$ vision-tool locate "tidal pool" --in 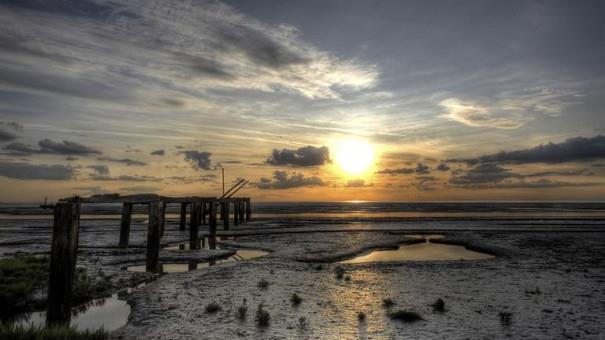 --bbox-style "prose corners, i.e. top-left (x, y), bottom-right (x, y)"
top-left (340, 237), bottom-right (494, 263)
top-left (16, 292), bottom-right (130, 331)
top-left (126, 248), bottom-right (269, 273)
